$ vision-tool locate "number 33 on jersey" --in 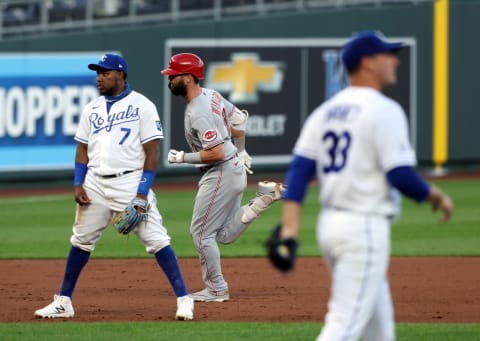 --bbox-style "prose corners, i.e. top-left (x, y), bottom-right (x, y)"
top-left (293, 87), bottom-right (415, 216)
